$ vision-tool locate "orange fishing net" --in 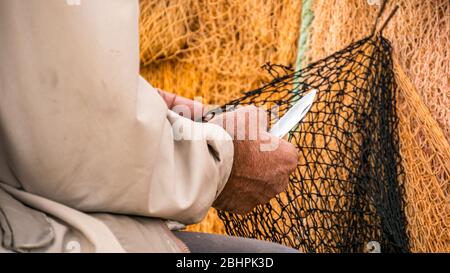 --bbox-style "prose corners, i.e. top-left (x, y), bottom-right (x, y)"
top-left (305, 0), bottom-right (449, 140)
top-left (395, 61), bottom-right (449, 252)
top-left (139, 0), bottom-right (302, 105)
